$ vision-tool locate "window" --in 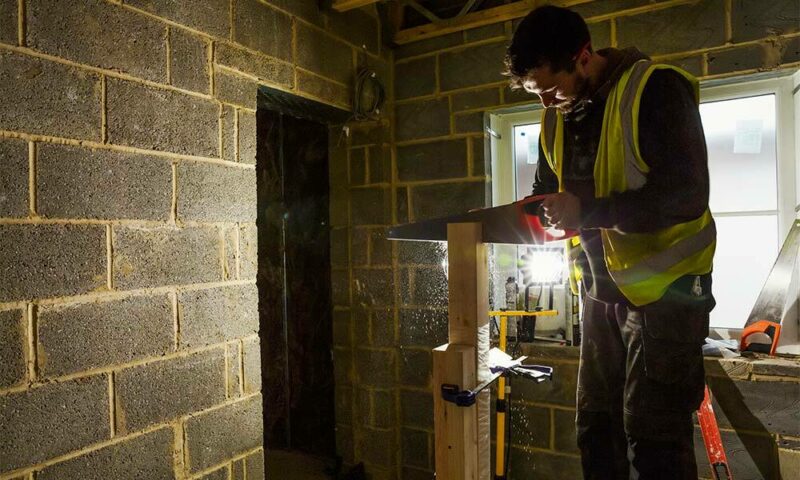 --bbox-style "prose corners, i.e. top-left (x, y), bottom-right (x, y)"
top-left (490, 109), bottom-right (543, 206)
top-left (700, 75), bottom-right (797, 330)
top-left (513, 123), bottom-right (541, 200)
